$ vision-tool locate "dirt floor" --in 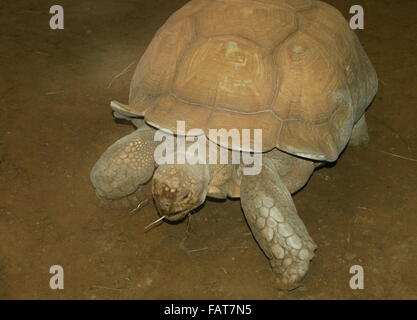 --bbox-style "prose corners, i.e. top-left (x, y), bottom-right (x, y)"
top-left (0, 0), bottom-right (416, 299)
